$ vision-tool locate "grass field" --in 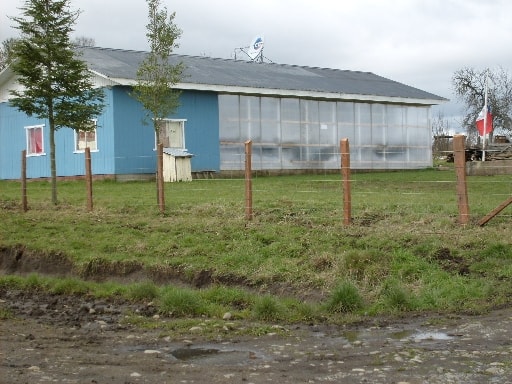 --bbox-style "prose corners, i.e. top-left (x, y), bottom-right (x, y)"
top-left (1, 168), bottom-right (511, 324)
